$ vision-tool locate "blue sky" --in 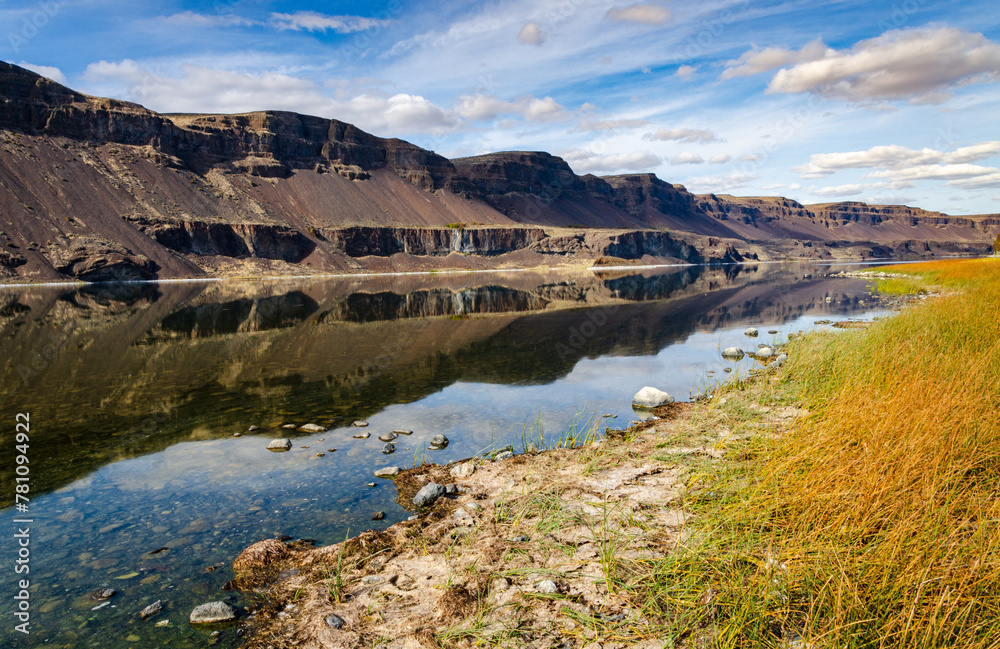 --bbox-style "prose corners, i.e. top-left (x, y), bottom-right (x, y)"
top-left (3, 0), bottom-right (1000, 214)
